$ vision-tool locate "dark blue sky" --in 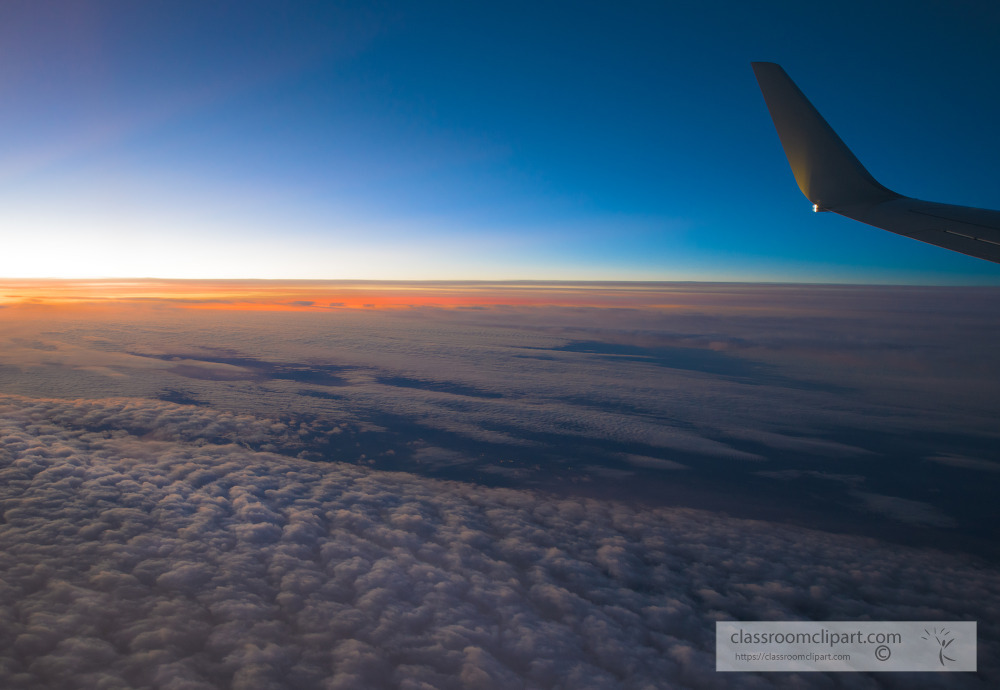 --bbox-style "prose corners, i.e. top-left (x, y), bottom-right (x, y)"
top-left (2, 0), bottom-right (999, 282)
